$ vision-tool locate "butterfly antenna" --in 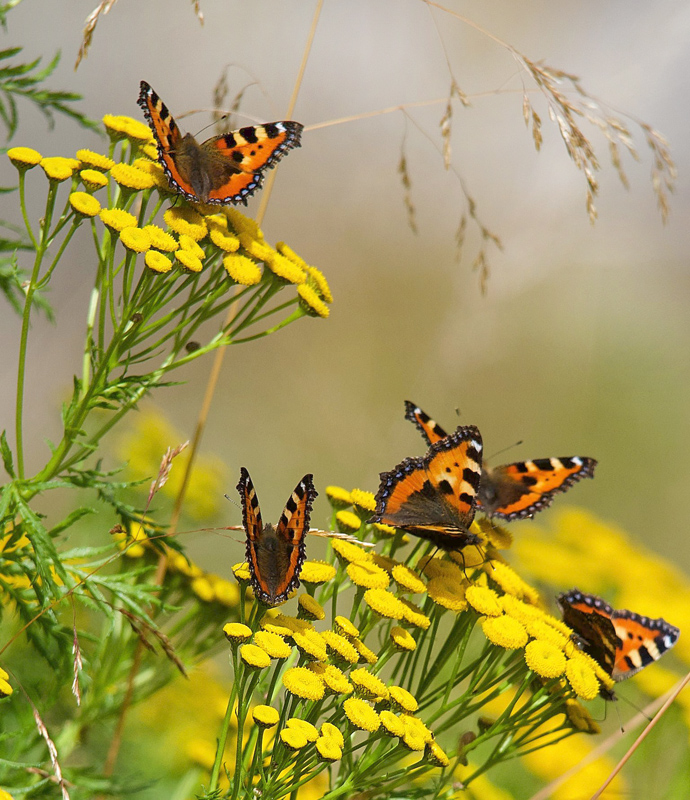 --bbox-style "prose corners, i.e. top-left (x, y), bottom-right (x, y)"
top-left (487, 440), bottom-right (524, 461)
top-left (616, 693), bottom-right (653, 726)
top-left (224, 493), bottom-right (242, 511)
